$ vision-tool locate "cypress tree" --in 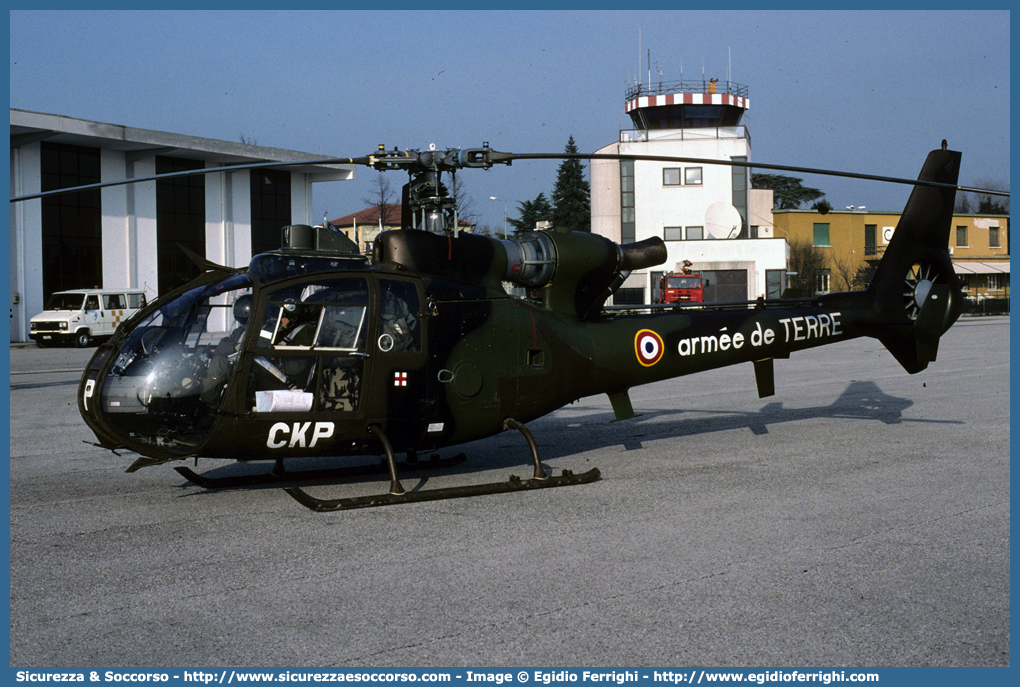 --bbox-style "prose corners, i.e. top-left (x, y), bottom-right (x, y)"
top-left (551, 136), bottom-right (591, 232)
